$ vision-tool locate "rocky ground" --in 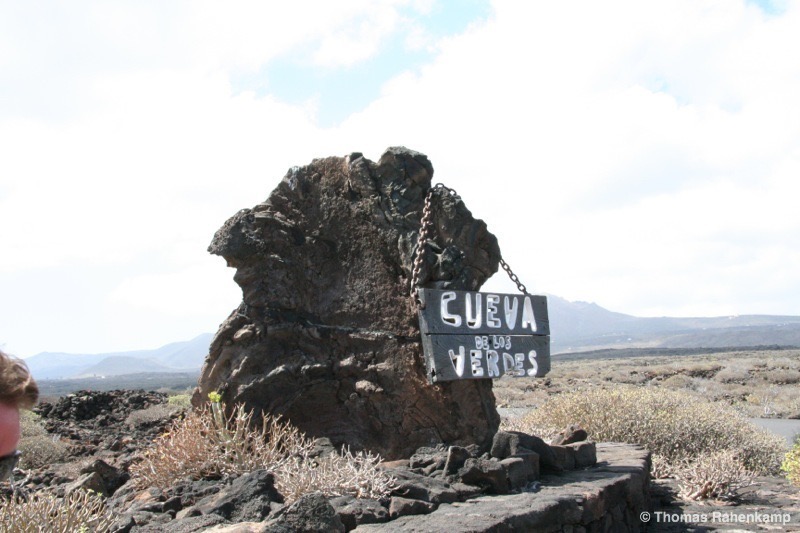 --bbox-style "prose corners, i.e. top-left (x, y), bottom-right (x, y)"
top-left (1, 388), bottom-right (798, 531)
